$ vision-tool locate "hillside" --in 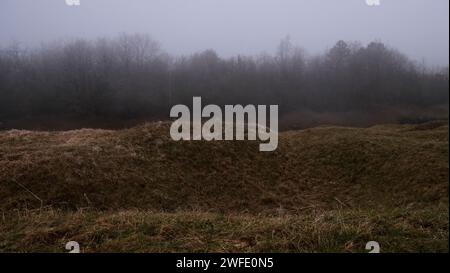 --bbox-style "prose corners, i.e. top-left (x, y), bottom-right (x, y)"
top-left (0, 121), bottom-right (448, 252)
